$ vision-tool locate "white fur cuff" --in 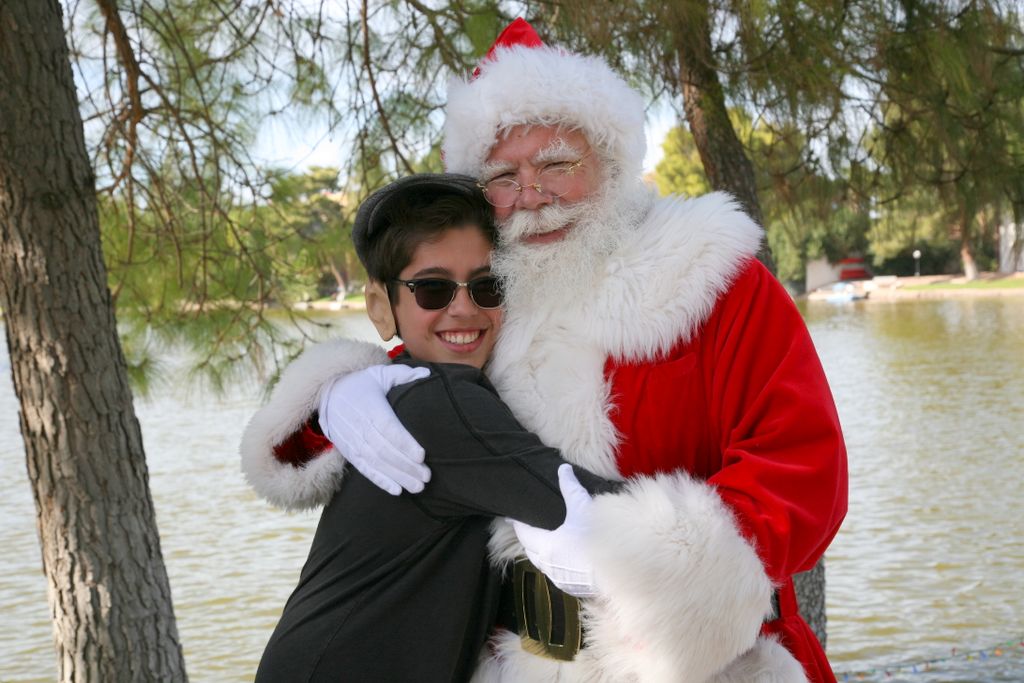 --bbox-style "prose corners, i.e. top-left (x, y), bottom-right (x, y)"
top-left (712, 636), bottom-right (809, 683)
top-left (239, 339), bottom-right (389, 510)
top-left (583, 472), bottom-right (776, 682)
